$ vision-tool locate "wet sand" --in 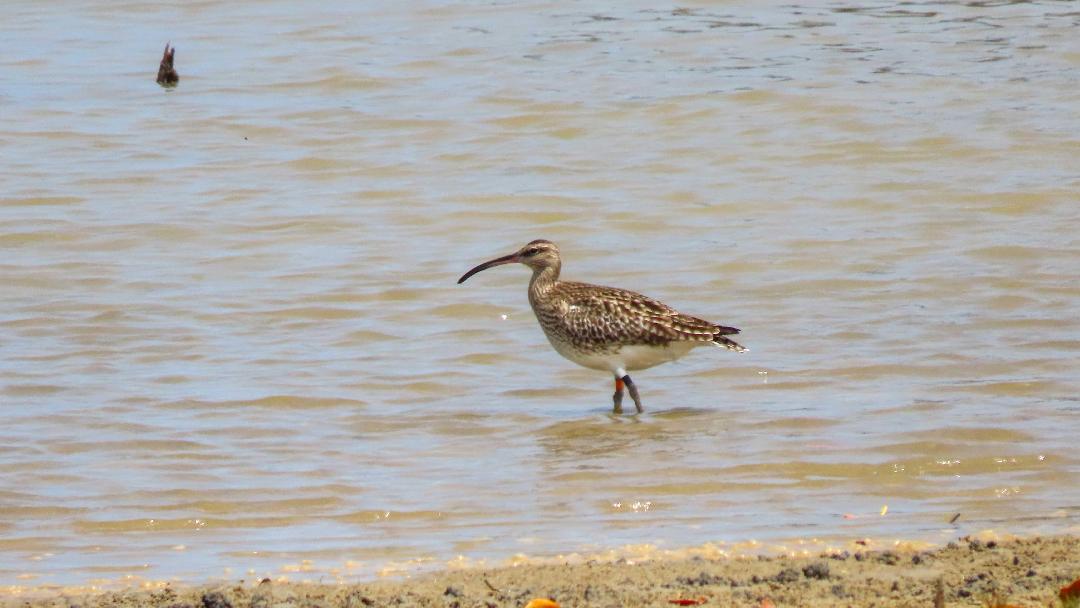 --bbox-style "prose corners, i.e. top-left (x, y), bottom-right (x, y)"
top-left (12, 534), bottom-right (1078, 607)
